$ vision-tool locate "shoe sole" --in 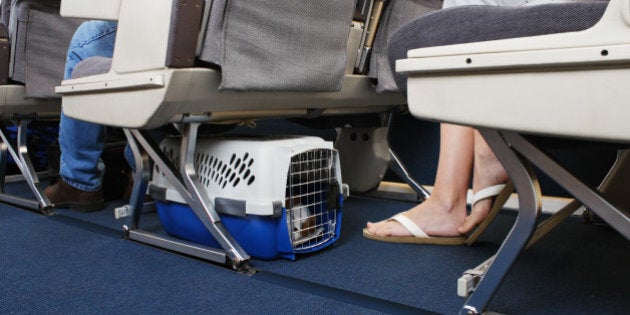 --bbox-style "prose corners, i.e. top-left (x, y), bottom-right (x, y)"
top-left (362, 228), bottom-right (466, 245)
